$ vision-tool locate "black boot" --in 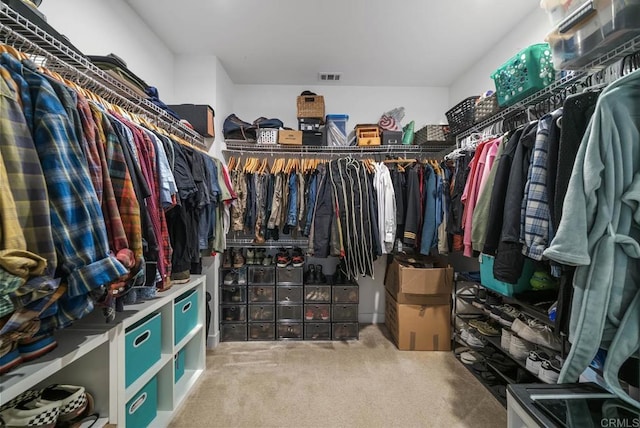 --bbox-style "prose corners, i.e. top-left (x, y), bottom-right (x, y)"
top-left (305, 264), bottom-right (317, 284)
top-left (316, 264), bottom-right (326, 284)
